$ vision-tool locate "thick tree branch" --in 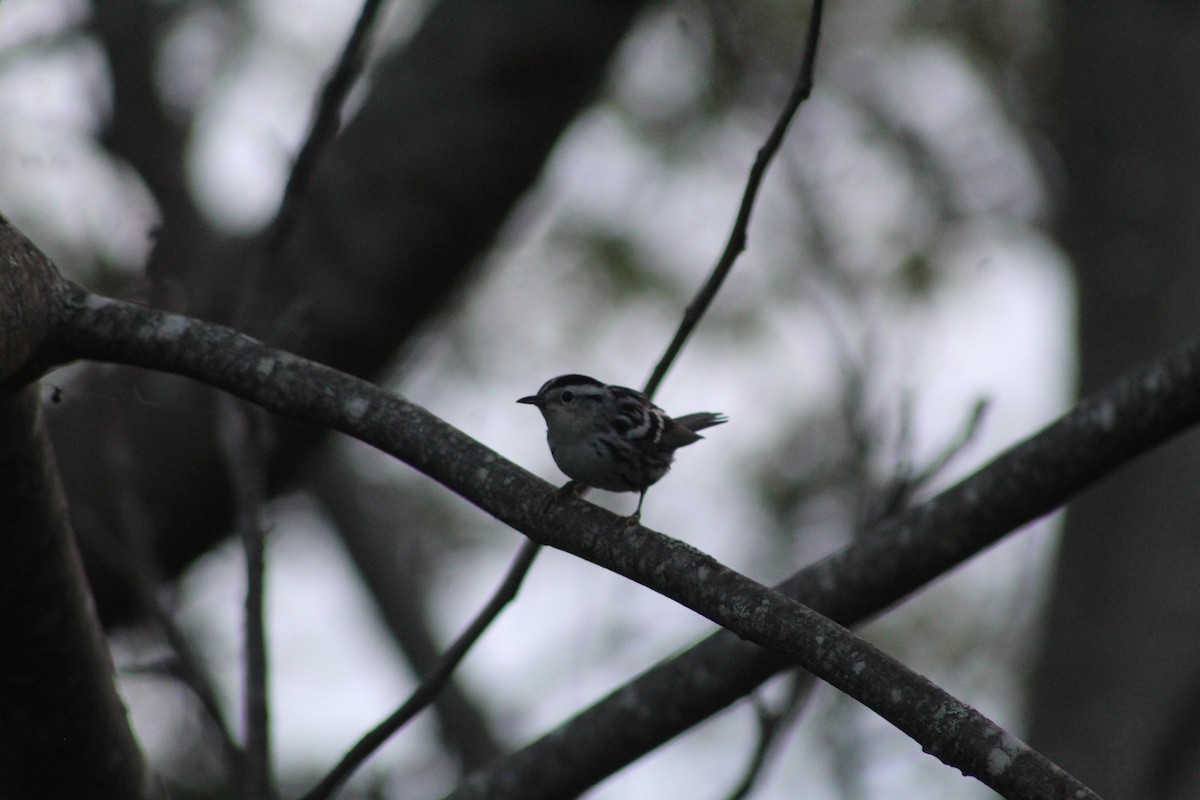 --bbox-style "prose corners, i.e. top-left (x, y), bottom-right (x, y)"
top-left (0, 219), bottom-right (65, 386)
top-left (45, 285), bottom-right (1098, 799)
top-left (0, 216), bottom-right (157, 798)
top-left (64, 0), bottom-right (649, 624)
top-left (0, 387), bottom-right (160, 800)
top-left (446, 346), bottom-right (1200, 799)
